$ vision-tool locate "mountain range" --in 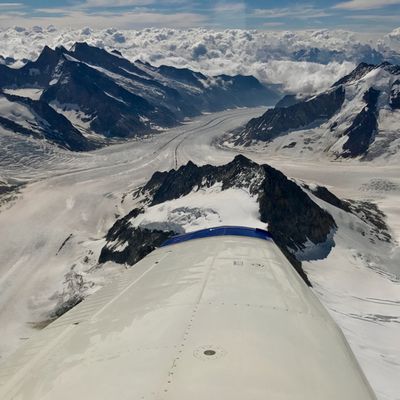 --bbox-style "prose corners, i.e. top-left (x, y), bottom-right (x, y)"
top-left (0, 42), bottom-right (277, 151)
top-left (2, 26), bottom-right (400, 96)
top-left (229, 62), bottom-right (400, 160)
top-left (1, 41), bottom-right (399, 161)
